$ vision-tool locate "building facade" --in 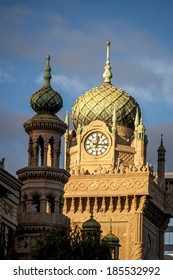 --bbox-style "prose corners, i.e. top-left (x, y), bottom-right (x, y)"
top-left (164, 172), bottom-right (173, 259)
top-left (0, 159), bottom-right (22, 258)
top-left (1, 42), bottom-right (172, 260)
top-left (63, 42), bottom-right (173, 260)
